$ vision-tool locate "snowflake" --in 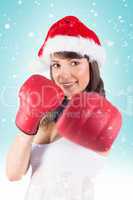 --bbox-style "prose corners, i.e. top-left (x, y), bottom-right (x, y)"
top-left (116, 29), bottom-right (120, 32)
top-left (4, 23), bottom-right (10, 29)
top-left (34, 0), bottom-right (40, 6)
top-left (128, 32), bottom-right (133, 40)
top-left (106, 40), bottom-right (114, 47)
top-left (18, 0), bottom-right (22, 5)
top-left (90, 9), bottom-right (94, 13)
top-left (94, 12), bottom-right (98, 17)
top-left (49, 13), bottom-right (54, 18)
top-left (118, 16), bottom-right (122, 20)
top-left (124, 3), bottom-right (128, 7)
top-left (92, 2), bottom-right (96, 6)
top-left (28, 32), bottom-right (34, 37)
top-left (129, 23), bottom-right (133, 27)
top-left (119, 19), bottom-right (125, 23)
top-left (1, 118), bottom-right (6, 123)
top-left (50, 3), bottom-right (54, 7)
top-left (107, 19), bottom-right (112, 24)
top-left (3, 13), bottom-right (7, 17)
top-left (11, 56), bottom-right (16, 61)
top-left (121, 136), bottom-right (126, 143)
top-left (12, 74), bottom-right (18, 78)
